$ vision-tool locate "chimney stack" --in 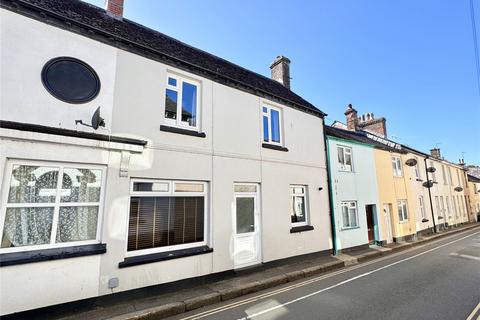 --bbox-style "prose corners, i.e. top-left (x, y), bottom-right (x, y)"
top-left (270, 56), bottom-right (291, 89)
top-left (105, 0), bottom-right (124, 19)
top-left (358, 112), bottom-right (387, 138)
top-left (430, 148), bottom-right (441, 159)
top-left (344, 104), bottom-right (358, 131)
